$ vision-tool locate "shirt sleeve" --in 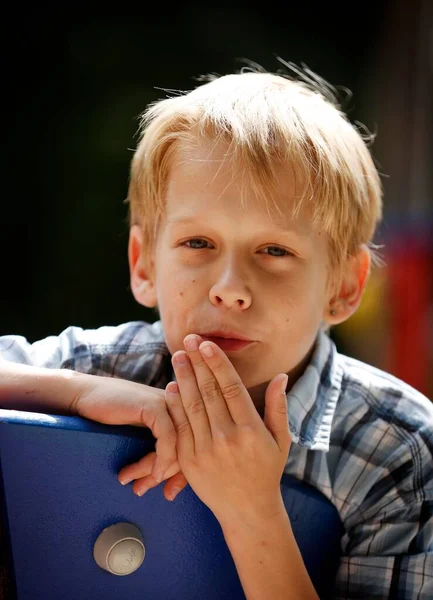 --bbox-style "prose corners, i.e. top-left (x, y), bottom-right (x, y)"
top-left (0, 327), bottom-right (84, 369)
top-left (333, 506), bottom-right (433, 598)
top-left (0, 321), bottom-right (169, 385)
top-left (332, 423), bottom-right (433, 599)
